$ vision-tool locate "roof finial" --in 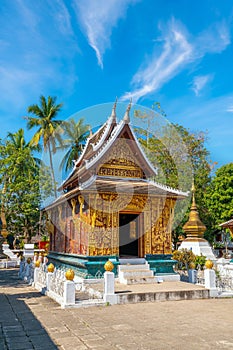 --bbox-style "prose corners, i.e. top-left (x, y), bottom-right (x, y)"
top-left (89, 126), bottom-right (93, 137)
top-left (110, 97), bottom-right (117, 121)
top-left (191, 178), bottom-right (197, 209)
top-left (123, 98), bottom-right (132, 124)
top-left (191, 178), bottom-right (195, 193)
